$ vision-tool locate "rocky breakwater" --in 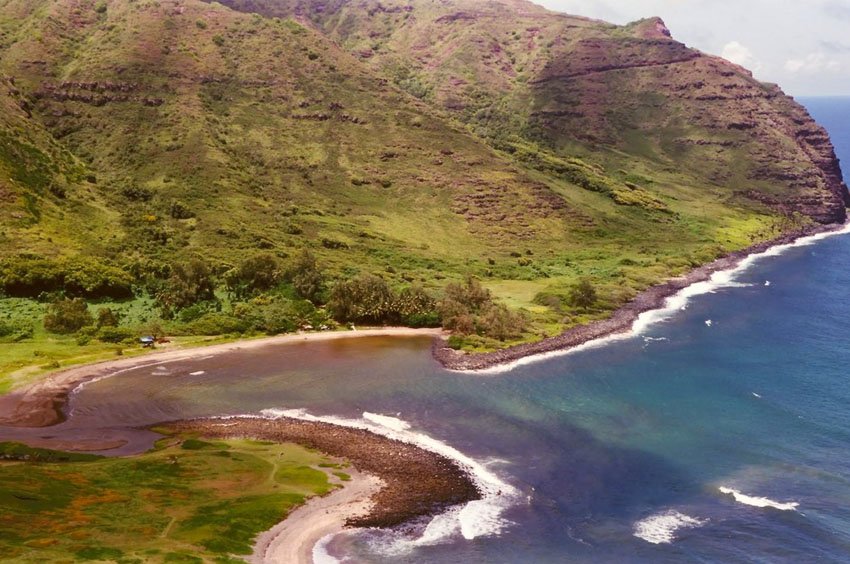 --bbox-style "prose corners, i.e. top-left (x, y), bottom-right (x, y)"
top-left (166, 417), bottom-right (481, 528)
